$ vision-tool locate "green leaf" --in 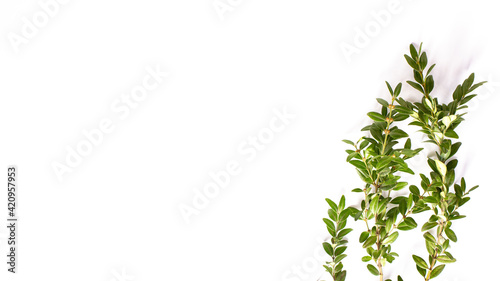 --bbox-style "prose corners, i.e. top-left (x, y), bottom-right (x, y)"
top-left (423, 232), bottom-right (436, 244)
top-left (376, 156), bottom-right (393, 170)
top-left (427, 64), bottom-right (436, 76)
top-left (359, 231), bottom-right (370, 243)
top-left (335, 246), bottom-right (347, 256)
top-left (352, 188), bottom-right (363, 192)
top-left (371, 126), bottom-right (384, 142)
top-left (422, 221), bottom-right (438, 231)
top-left (323, 242), bottom-right (333, 256)
top-left (382, 232), bottom-right (399, 244)
top-left (377, 98), bottom-right (389, 108)
top-left (336, 270), bottom-right (347, 281)
top-left (407, 81), bottom-right (425, 93)
top-left (337, 228), bottom-right (353, 238)
top-left (469, 81), bottom-right (487, 93)
top-left (394, 83), bottom-right (402, 97)
top-left (342, 139), bottom-right (355, 146)
top-left (323, 218), bottom-right (335, 231)
top-left (445, 227), bottom-right (457, 242)
top-left (349, 160), bottom-right (367, 170)
top-left (430, 264), bottom-right (445, 279)
top-left (423, 196), bottom-right (439, 204)
top-left (334, 262), bottom-right (343, 273)
top-left (361, 255), bottom-right (372, 262)
top-left (397, 276), bottom-right (404, 281)
top-left (394, 105), bottom-right (414, 115)
top-left (326, 198), bottom-right (338, 211)
top-left (334, 254), bottom-right (347, 263)
top-left (425, 75), bottom-right (434, 93)
top-left (409, 44), bottom-right (418, 60)
top-left (420, 52), bottom-right (428, 69)
top-left (437, 255), bottom-right (456, 263)
top-left (398, 199), bottom-right (407, 216)
top-left (363, 236), bottom-right (377, 248)
top-left (416, 265), bottom-right (427, 278)
top-left (404, 55), bottom-right (419, 70)
top-left (339, 195), bottom-right (346, 210)
top-left (412, 255), bottom-right (429, 269)
top-left (409, 185), bottom-right (420, 196)
top-left (403, 217), bottom-right (417, 229)
top-left (386, 81), bottom-right (394, 95)
top-left (368, 112), bottom-right (386, 122)
top-left (389, 128), bottom-right (409, 139)
top-left (367, 264), bottom-right (379, 276)
top-left (328, 210), bottom-right (338, 223)
top-left (425, 239), bottom-right (435, 256)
